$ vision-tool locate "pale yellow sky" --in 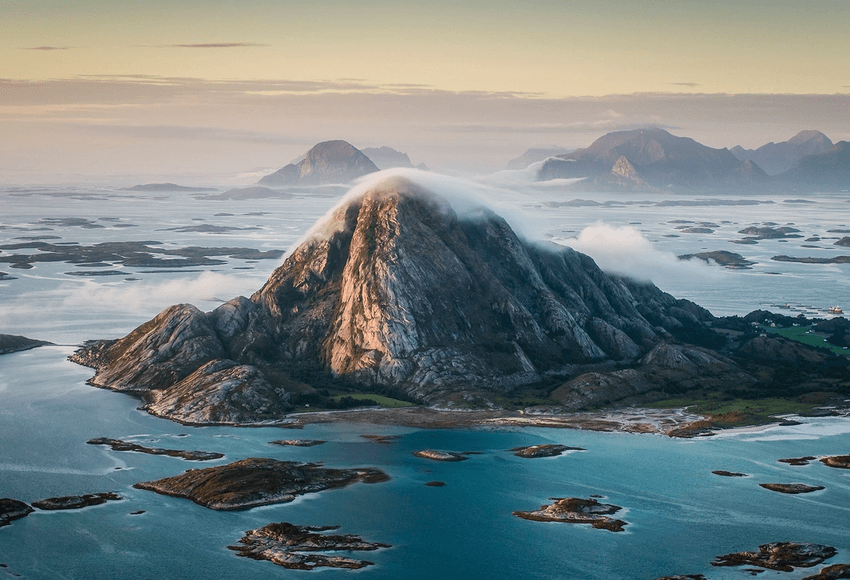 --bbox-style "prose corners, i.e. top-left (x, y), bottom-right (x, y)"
top-left (2, 1), bottom-right (849, 181)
